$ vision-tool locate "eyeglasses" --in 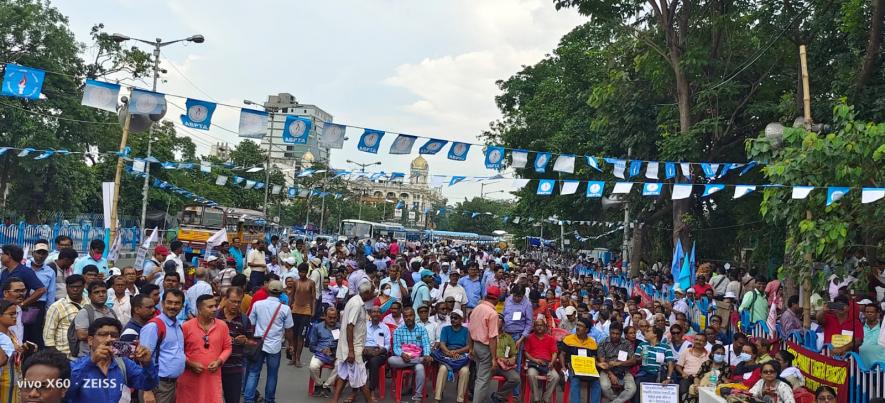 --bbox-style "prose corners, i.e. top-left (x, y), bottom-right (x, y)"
top-left (202, 334), bottom-right (210, 349)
